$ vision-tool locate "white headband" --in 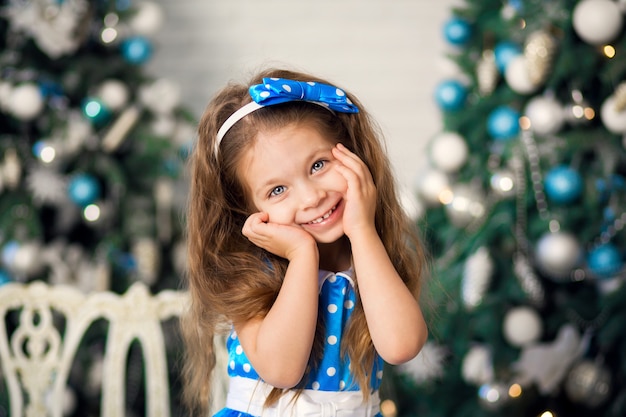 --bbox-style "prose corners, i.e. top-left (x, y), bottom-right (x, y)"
top-left (214, 101), bottom-right (262, 156)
